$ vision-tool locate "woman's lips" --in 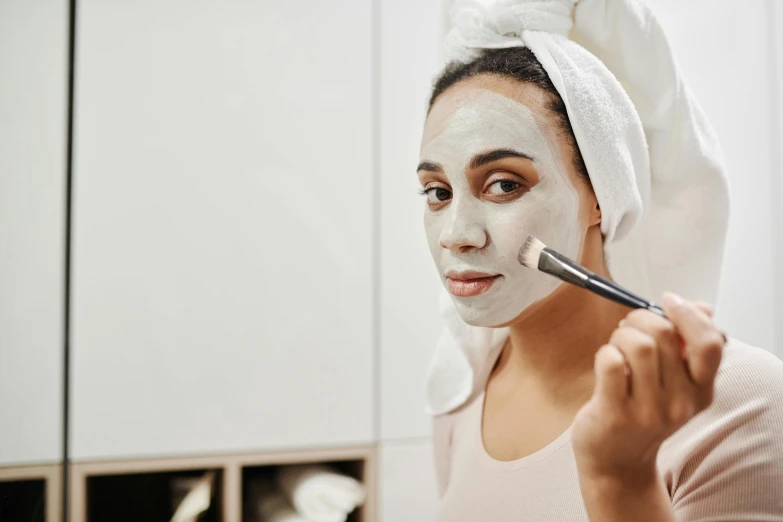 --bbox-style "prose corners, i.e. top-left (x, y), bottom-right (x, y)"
top-left (446, 272), bottom-right (502, 297)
